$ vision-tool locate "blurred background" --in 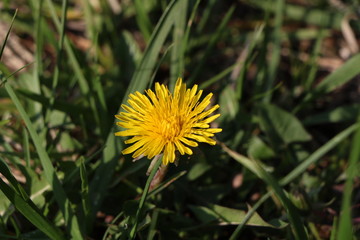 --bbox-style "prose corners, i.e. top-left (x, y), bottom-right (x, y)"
top-left (0, 0), bottom-right (359, 239)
